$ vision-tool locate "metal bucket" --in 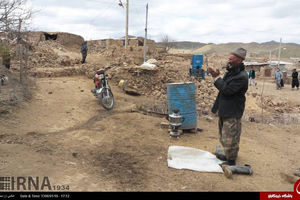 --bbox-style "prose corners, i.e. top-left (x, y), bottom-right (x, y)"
top-left (167, 82), bottom-right (197, 130)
